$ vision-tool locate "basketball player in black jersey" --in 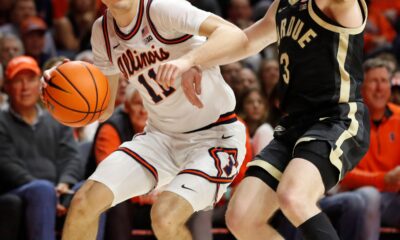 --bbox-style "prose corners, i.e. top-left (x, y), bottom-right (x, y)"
top-left (157, 0), bottom-right (369, 239)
